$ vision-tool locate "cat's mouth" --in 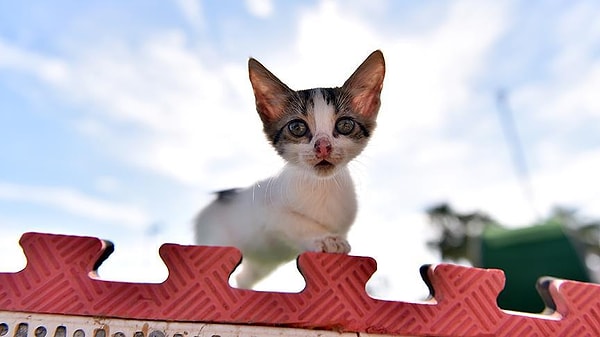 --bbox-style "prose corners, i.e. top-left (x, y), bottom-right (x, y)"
top-left (315, 160), bottom-right (334, 167)
top-left (314, 160), bottom-right (336, 174)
